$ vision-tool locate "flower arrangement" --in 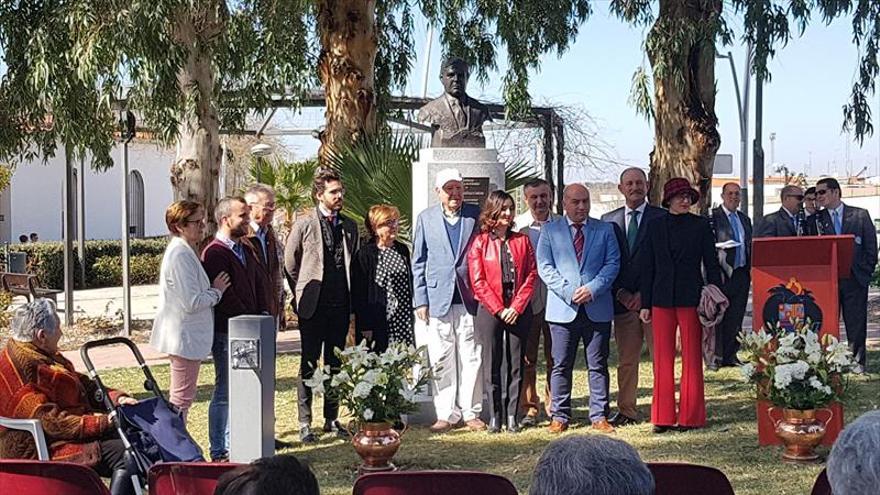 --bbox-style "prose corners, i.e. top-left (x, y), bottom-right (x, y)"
top-left (303, 342), bottom-right (432, 424)
top-left (738, 320), bottom-right (856, 410)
